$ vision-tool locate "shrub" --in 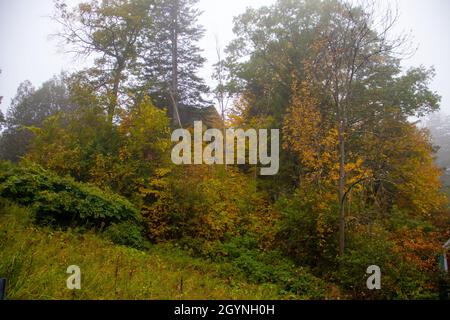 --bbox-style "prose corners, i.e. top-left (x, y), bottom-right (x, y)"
top-left (144, 165), bottom-right (275, 243)
top-left (26, 99), bottom-right (173, 203)
top-left (104, 222), bottom-right (148, 250)
top-left (0, 161), bottom-right (140, 228)
top-left (275, 192), bottom-right (339, 270)
top-left (185, 235), bottom-right (328, 299)
top-left (336, 224), bottom-right (441, 300)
